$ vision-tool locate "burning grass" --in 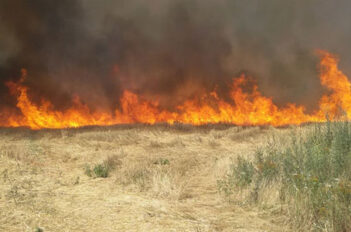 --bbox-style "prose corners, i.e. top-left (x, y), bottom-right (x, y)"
top-left (2, 51), bottom-right (351, 130)
top-left (219, 121), bottom-right (351, 231)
